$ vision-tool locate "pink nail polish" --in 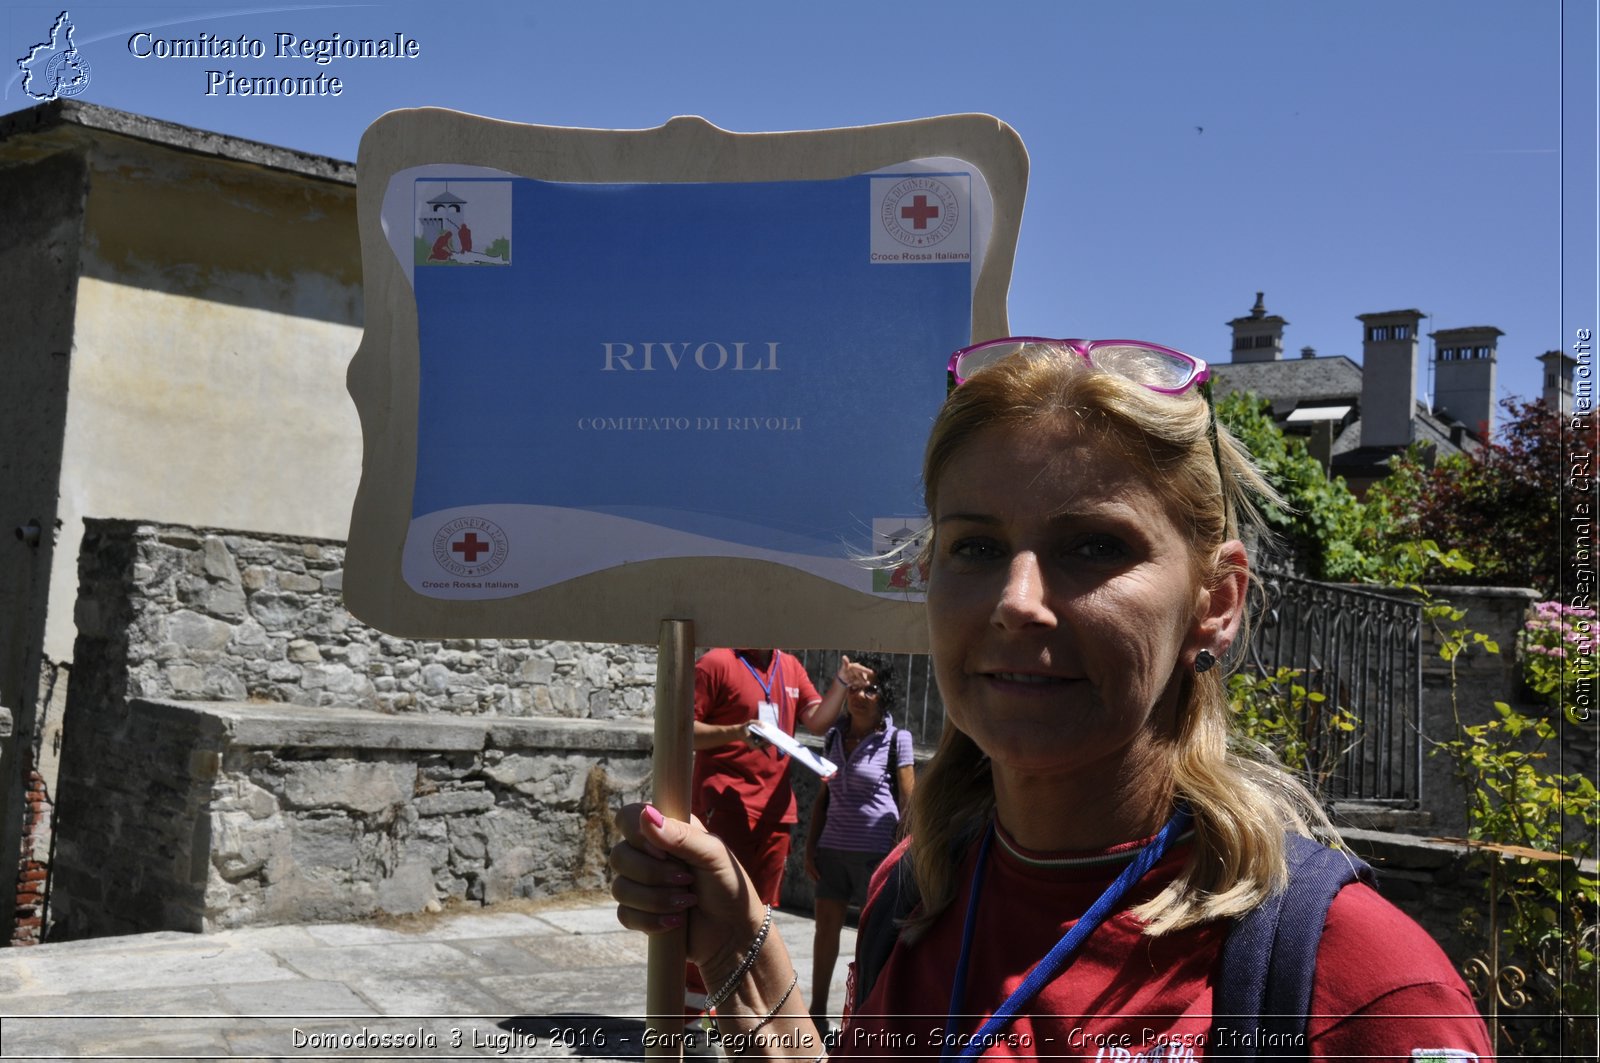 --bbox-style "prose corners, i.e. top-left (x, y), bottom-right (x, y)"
top-left (661, 913), bottom-right (683, 929)
top-left (643, 805), bottom-right (665, 828)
